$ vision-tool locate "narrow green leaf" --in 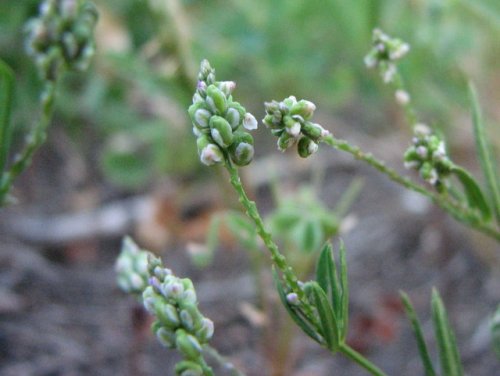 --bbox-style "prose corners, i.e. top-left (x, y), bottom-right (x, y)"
top-left (272, 269), bottom-right (323, 344)
top-left (469, 83), bottom-right (500, 223)
top-left (0, 59), bottom-right (14, 175)
top-left (451, 166), bottom-right (492, 221)
top-left (316, 242), bottom-right (335, 298)
top-left (400, 291), bottom-right (437, 376)
top-left (491, 304), bottom-right (500, 359)
top-left (310, 281), bottom-right (339, 351)
top-left (431, 289), bottom-right (464, 376)
top-left (316, 242), bottom-right (342, 325)
top-left (339, 241), bottom-right (349, 341)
